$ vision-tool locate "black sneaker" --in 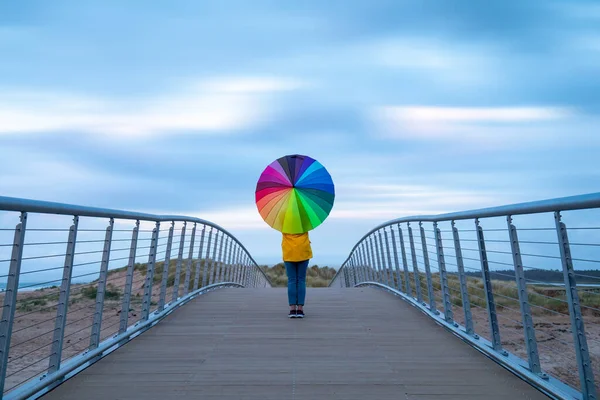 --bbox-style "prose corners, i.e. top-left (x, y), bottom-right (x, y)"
top-left (296, 310), bottom-right (305, 318)
top-left (288, 310), bottom-right (297, 318)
